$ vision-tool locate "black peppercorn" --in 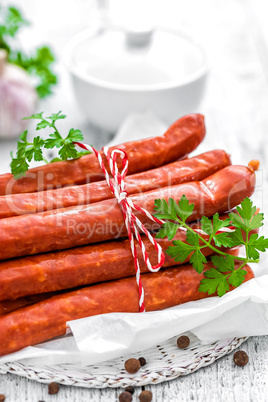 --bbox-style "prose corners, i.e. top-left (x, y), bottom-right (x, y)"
top-left (124, 358), bottom-right (141, 374)
top-left (138, 357), bottom-right (147, 367)
top-left (139, 390), bottom-right (152, 402)
top-left (48, 382), bottom-right (60, 395)
top-left (119, 391), bottom-right (132, 402)
top-left (233, 350), bottom-right (249, 367)
top-left (125, 386), bottom-right (135, 395)
top-left (177, 335), bottom-right (190, 349)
